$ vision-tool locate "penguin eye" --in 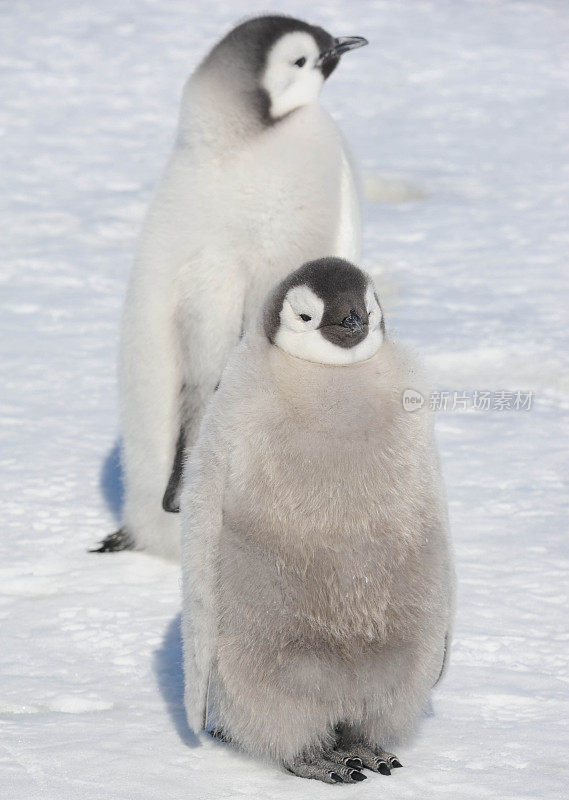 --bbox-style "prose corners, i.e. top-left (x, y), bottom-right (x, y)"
top-left (299, 313), bottom-right (311, 322)
top-left (294, 56), bottom-right (307, 68)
